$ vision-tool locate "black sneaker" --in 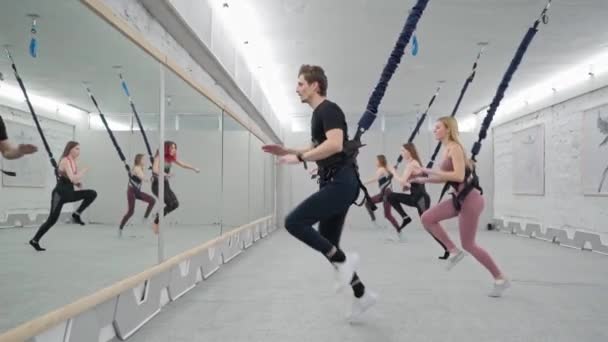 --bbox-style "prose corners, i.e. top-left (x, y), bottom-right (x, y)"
top-left (399, 216), bottom-right (412, 230)
top-left (29, 239), bottom-right (46, 251)
top-left (72, 213), bottom-right (85, 226)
